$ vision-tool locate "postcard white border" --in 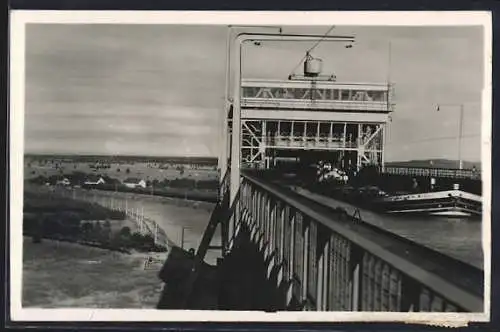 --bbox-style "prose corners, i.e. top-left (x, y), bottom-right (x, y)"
top-left (9, 10), bottom-right (492, 324)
